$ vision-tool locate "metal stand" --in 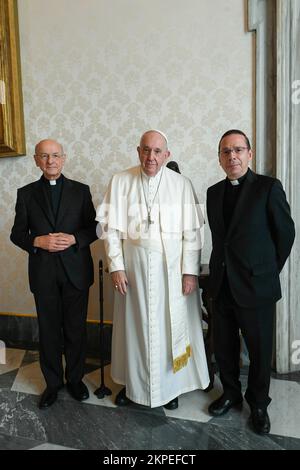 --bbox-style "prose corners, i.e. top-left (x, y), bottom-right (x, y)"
top-left (199, 264), bottom-right (215, 392)
top-left (94, 259), bottom-right (112, 399)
